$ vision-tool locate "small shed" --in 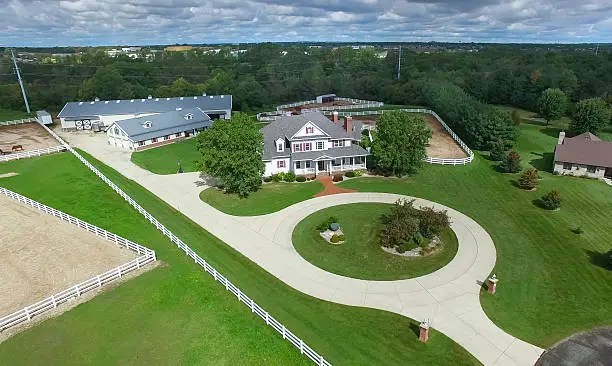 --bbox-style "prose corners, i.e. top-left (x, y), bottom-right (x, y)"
top-left (36, 110), bottom-right (53, 125)
top-left (316, 94), bottom-right (336, 104)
